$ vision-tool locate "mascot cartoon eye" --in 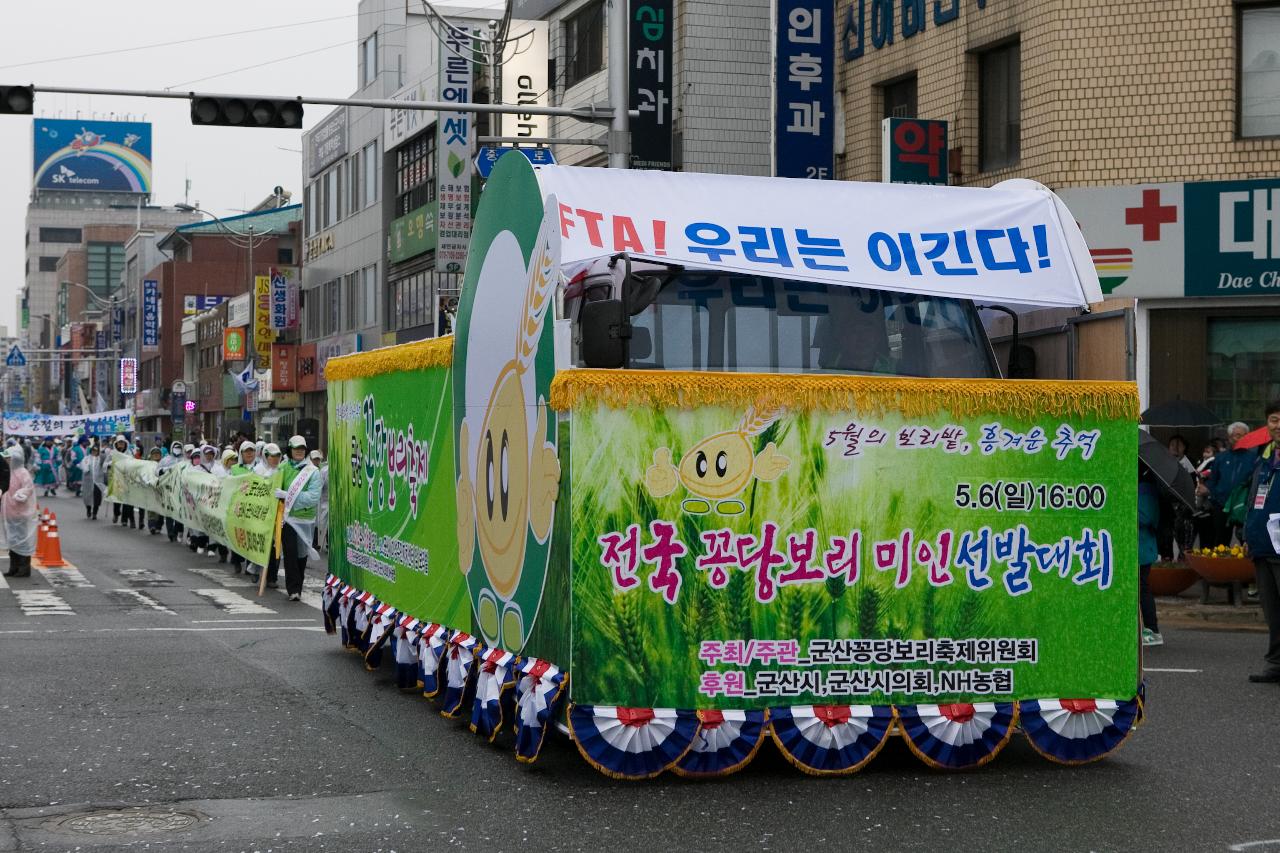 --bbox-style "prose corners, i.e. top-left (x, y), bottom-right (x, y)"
top-left (715, 450), bottom-right (728, 477)
top-left (695, 451), bottom-right (708, 478)
top-left (484, 432), bottom-right (495, 520)
top-left (500, 430), bottom-right (510, 521)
